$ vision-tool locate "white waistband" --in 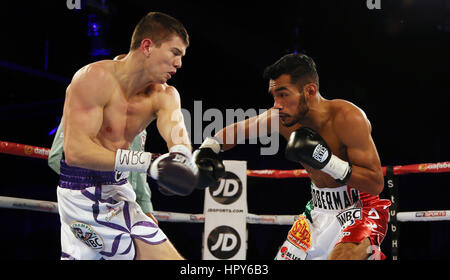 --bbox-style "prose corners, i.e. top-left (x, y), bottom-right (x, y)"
top-left (310, 183), bottom-right (360, 213)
